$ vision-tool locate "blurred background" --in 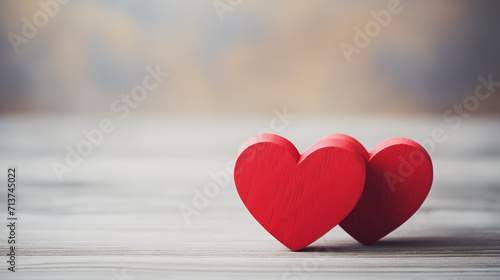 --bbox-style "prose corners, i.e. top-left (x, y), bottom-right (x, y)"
top-left (1, 0), bottom-right (499, 115)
